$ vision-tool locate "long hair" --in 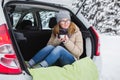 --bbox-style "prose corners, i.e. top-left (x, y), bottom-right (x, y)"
top-left (53, 22), bottom-right (76, 36)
